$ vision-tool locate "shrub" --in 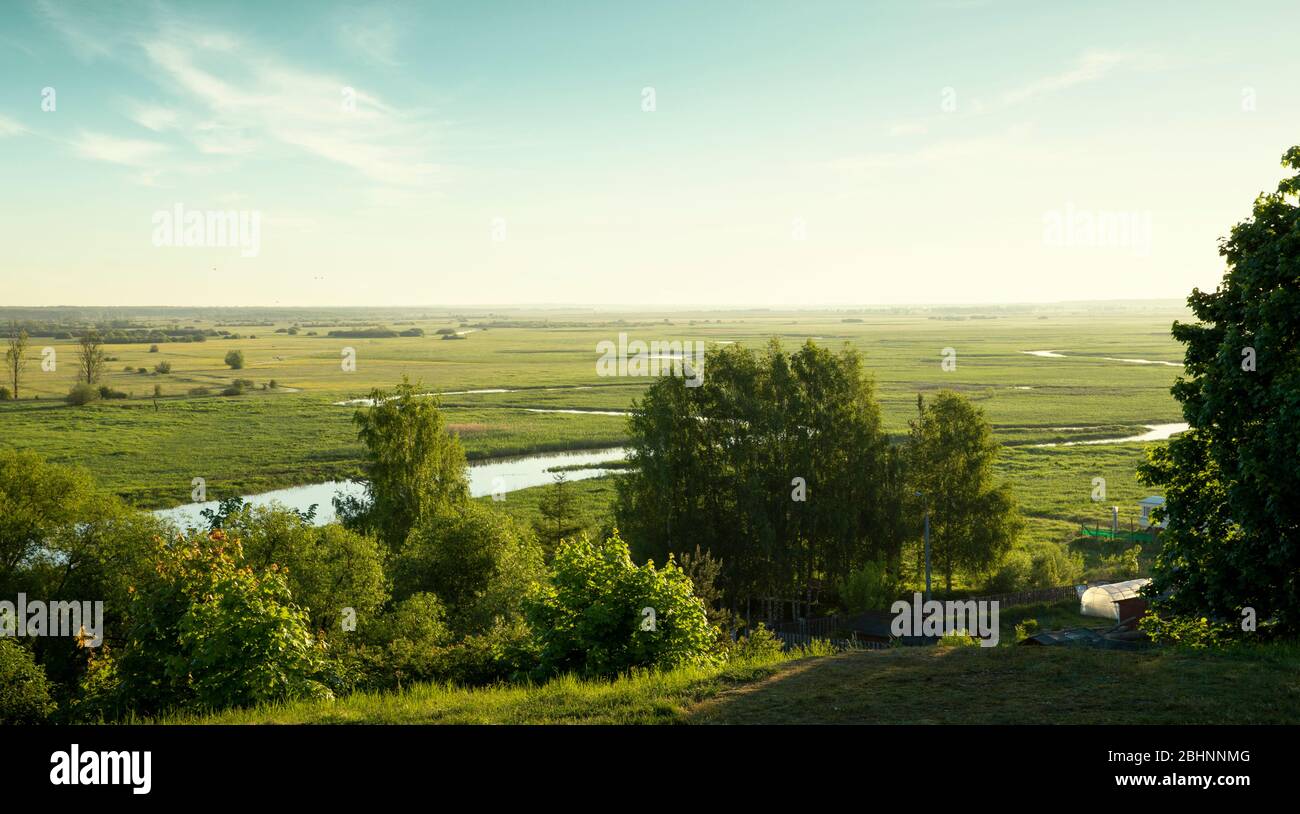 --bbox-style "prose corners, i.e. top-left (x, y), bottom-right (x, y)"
top-left (0, 386), bottom-right (10, 400)
top-left (148, 344), bottom-right (159, 353)
top-left (836, 558), bottom-right (897, 613)
top-left (188, 386), bottom-right (211, 396)
top-left (0, 638), bottom-right (56, 724)
top-left (1014, 619), bottom-right (1041, 642)
top-left (268, 379), bottom-right (278, 389)
top-left (224, 350), bottom-right (244, 369)
top-left (985, 550), bottom-right (1033, 593)
top-left (153, 384), bottom-right (162, 398)
top-left (154, 361), bottom-right (172, 374)
top-left (222, 505), bottom-right (389, 635)
top-left (339, 592), bottom-right (452, 692)
top-left (526, 531), bottom-right (717, 679)
top-left (67, 382), bottom-right (101, 405)
top-left (726, 623), bottom-right (785, 662)
top-left (1027, 541), bottom-right (1085, 587)
top-left (114, 529), bottom-right (331, 716)
top-left (98, 385), bottom-right (128, 400)
top-left (395, 503), bottom-right (545, 638)
top-left (1100, 544), bottom-right (1142, 581)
